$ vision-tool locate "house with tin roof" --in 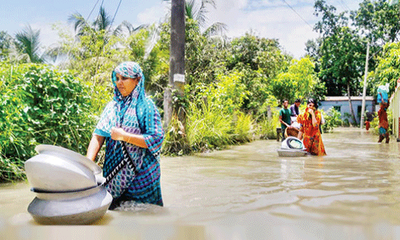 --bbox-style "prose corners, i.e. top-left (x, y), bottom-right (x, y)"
top-left (318, 96), bottom-right (376, 124)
